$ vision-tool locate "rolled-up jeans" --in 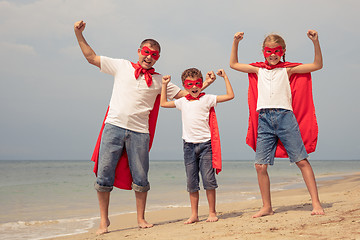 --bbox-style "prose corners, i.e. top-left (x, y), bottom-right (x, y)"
top-left (255, 109), bottom-right (309, 165)
top-left (183, 140), bottom-right (218, 192)
top-left (94, 123), bottom-right (150, 192)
